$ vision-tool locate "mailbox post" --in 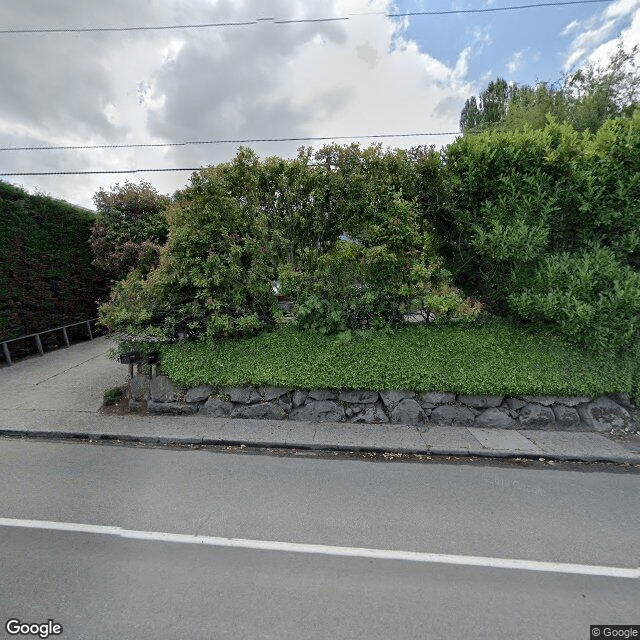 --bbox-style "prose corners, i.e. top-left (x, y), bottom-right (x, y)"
top-left (146, 351), bottom-right (159, 378)
top-left (119, 351), bottom-right (141, 379)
